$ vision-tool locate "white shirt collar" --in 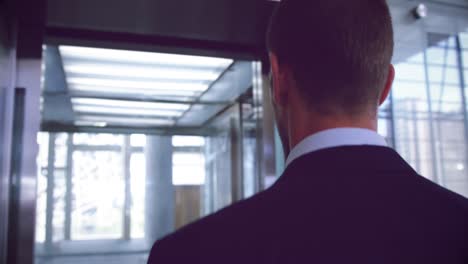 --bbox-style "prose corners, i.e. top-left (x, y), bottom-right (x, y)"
top-left (285, 128), bottom-right (388, 167)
